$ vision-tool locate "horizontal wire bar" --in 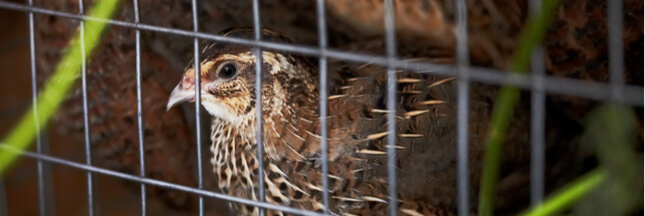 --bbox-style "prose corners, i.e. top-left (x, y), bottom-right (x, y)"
top-left (0, 144), bottom-right (327, 216)
top-left (0, 1), bottom-right (641, 106)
